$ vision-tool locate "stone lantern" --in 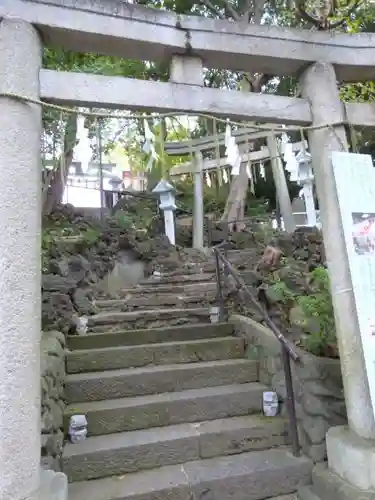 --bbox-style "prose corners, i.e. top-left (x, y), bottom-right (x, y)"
top-left (295, 150), bottom-right (317, 227)
top-left (152, 179), bottom-right (176, 245)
